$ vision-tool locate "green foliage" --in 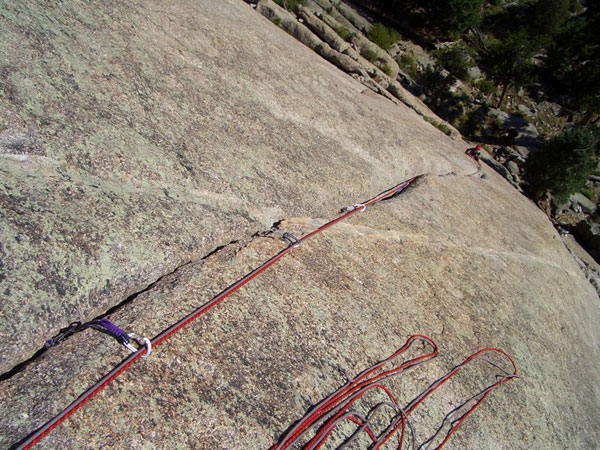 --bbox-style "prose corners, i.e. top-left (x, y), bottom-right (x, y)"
top-left (360, 48), bottom-right (379, 63)
top-left (530, 0), bottom-right (572, 38)
top-left (463, 107), bottom-right (487, 136)
top-left (421, 66), bottom-right (453, 99)
top-left (424, 117), bottom-right (452, 136)
top-left (366, 23), bottom-right (401, 51)
top-left (433, 44), bottom-right (473, 81)
top-left (483, 30), bottom-right (537, 106)
top-left (273, 0), bottom-right (307, 12)
top-left (486, 31), bottom-right (536, 86)
top-left (452, 112), bottom-right (470, 130)
top-left (525, 127), bottom-right (598, 203)
top-left (446, 0), bottom-right (484, 34)
top-left (545, 4), bottom-right (600, 118)
top-left (381, 65), bottom-right (393, 77)
top-left (581, 187), bottom-right (596, 201)
top-left (398, 53), bottom-right (418, 78)
top-left (475, 79), bottom-right (496, 95)
top-left (335, 26), bottom-right (351, 41)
